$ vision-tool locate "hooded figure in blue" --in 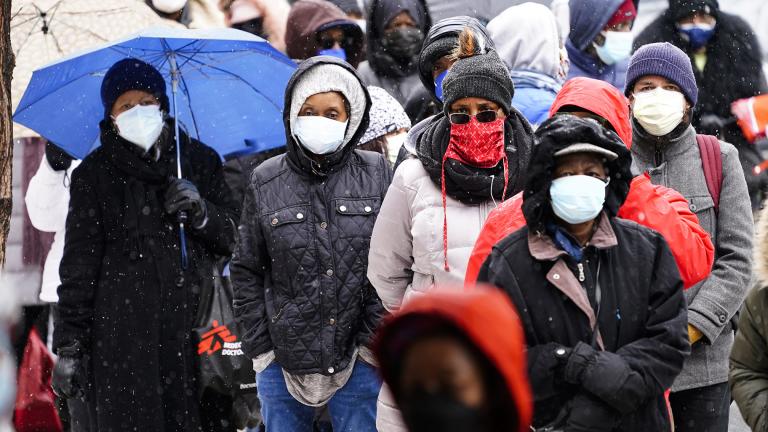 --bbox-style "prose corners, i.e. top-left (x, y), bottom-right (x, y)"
top-left (566, 0), bottom-right (637, 90)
